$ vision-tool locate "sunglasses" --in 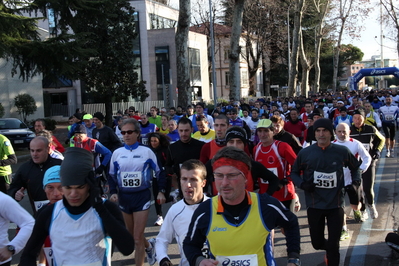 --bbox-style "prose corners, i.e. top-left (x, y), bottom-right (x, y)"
top-left (121, 130), bottom-right (136, 135)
